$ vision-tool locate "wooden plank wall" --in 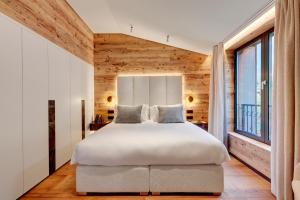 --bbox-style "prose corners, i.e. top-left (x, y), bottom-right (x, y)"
top-left (94, 34), bottom-right (211, 122)
top-left (229, 133), bottom-right (271, 179)
top-left (0, 0), bottom-right (94, 64)
top-left (225, 50), bottom-right (235, 131)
